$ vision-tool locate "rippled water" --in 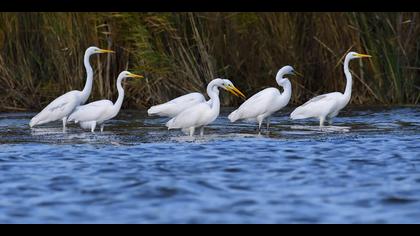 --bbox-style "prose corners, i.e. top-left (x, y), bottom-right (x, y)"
top-left (0, 106), bottom-right (419, 223)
